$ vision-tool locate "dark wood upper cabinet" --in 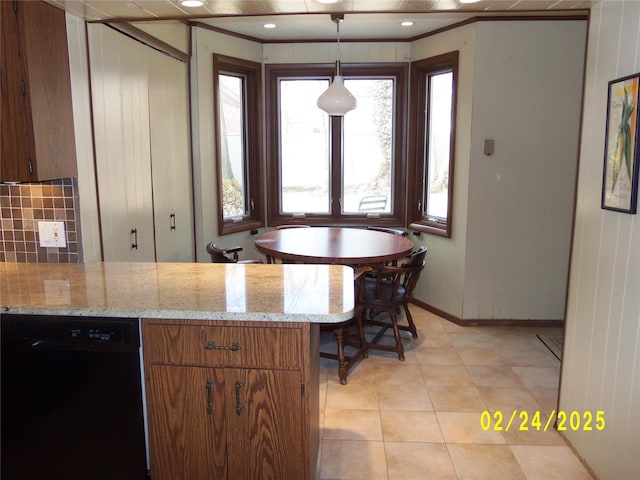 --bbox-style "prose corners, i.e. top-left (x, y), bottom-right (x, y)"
top-left (1, 0), bottom-right (77, 182)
